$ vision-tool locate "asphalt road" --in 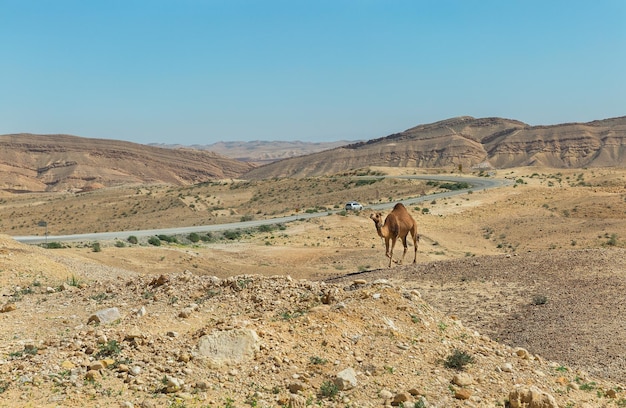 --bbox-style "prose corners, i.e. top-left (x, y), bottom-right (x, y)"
top-left (13, 175), bottom-right (512, 244)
